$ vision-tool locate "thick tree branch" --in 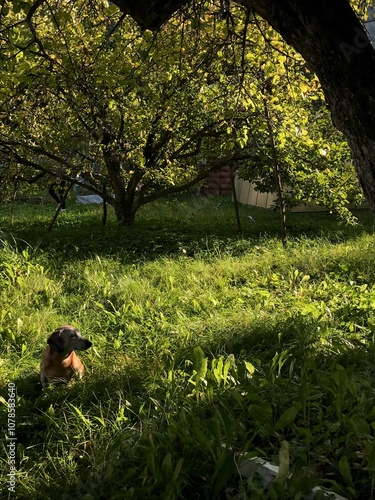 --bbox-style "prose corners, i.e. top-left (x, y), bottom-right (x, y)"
top-left (0, 141), bottom-right (112, 199)
top-left (140, 150), bottom-right (254, 204)
top-left (111, 0), bottom-right (187, 31)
